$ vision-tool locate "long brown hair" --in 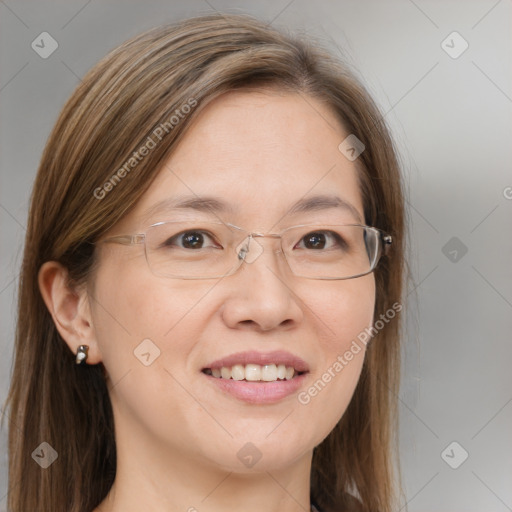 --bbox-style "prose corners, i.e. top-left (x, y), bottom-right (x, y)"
top-left (4, 13), bottom-right (406, 512)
